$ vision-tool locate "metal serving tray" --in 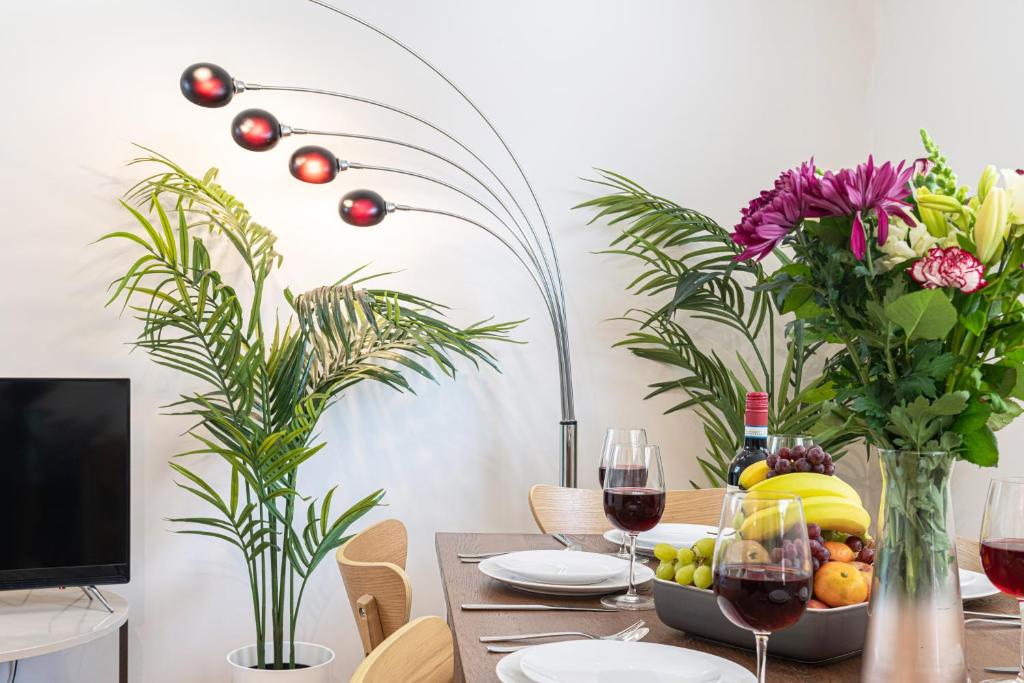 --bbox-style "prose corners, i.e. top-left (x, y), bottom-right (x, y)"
top-left (653, 577), bottom-right (867, 663)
